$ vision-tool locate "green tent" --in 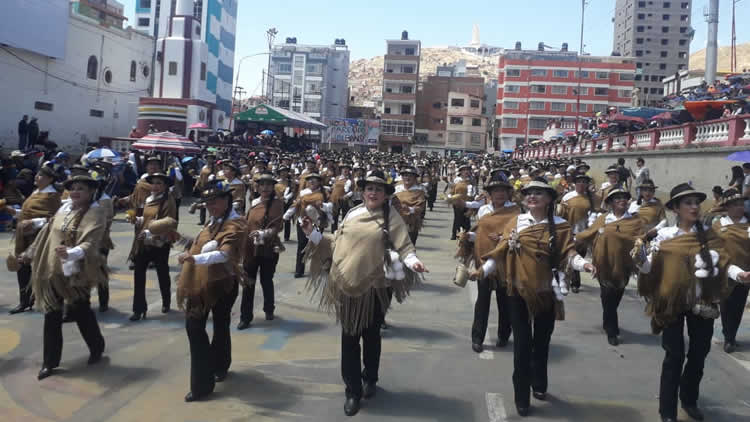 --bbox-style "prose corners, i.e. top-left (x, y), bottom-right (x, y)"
top-left (233, 104), bottom-right (327, 130)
